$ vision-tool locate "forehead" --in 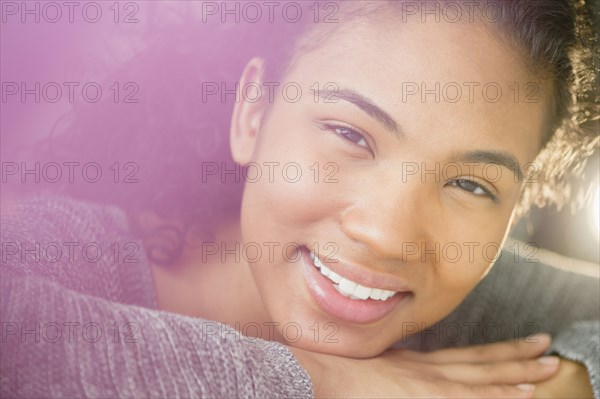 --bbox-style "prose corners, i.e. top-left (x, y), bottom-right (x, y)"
top-left (282, 13), bottom-right (549, 163)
